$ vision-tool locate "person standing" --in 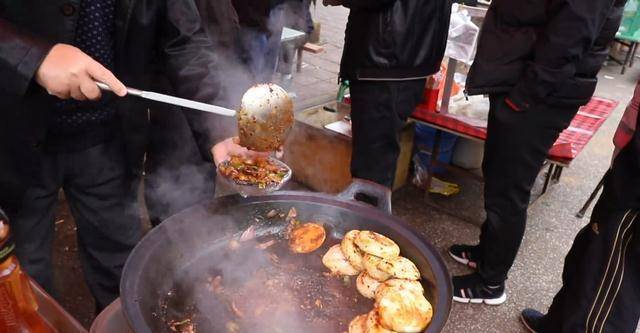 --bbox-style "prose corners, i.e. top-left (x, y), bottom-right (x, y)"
top-left (520, 80), bottom-right (640, 333)
top-left (232, 0), bottom-right (287, 83)
top-left (0, 0), bottom-right (249, 311)
top-left (448, 0), bottom-right (627, 304)
top-left (324, 0), bottom-right (451, 189)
